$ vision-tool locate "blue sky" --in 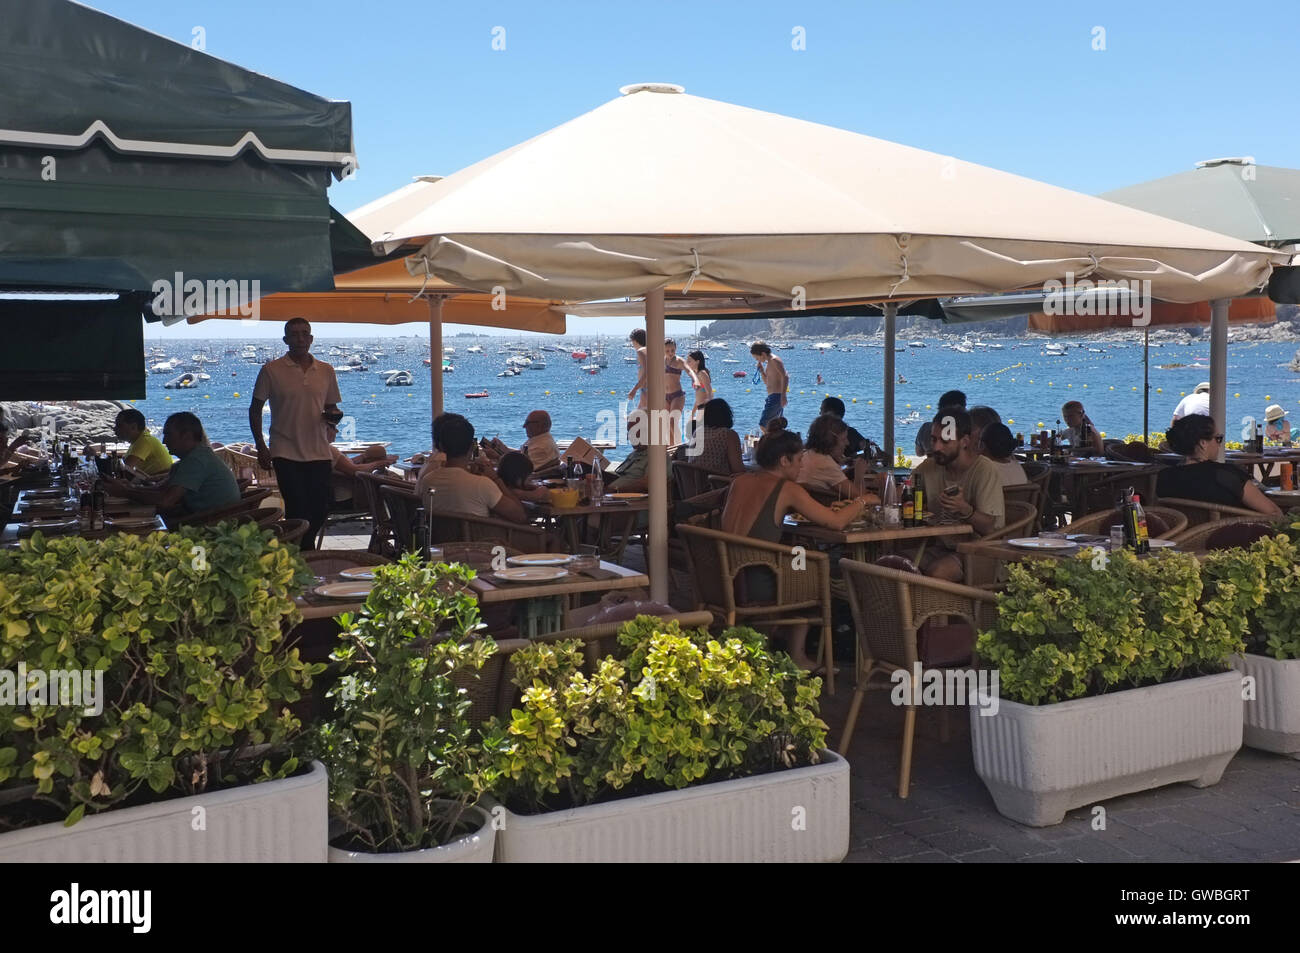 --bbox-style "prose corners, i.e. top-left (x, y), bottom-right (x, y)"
top-left (110, 0), bottom-right (1299, 339)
